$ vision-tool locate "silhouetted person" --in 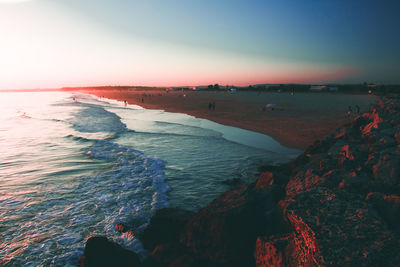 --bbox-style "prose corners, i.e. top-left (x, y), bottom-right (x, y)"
top-left (355, 105), bottom-right (360, 115)
top-left (347, 106), bottom-right (353, 119)
top-left (212, 102), bottom-right (216, 110)
top-left (141, 98), bottom-right (144, 103)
